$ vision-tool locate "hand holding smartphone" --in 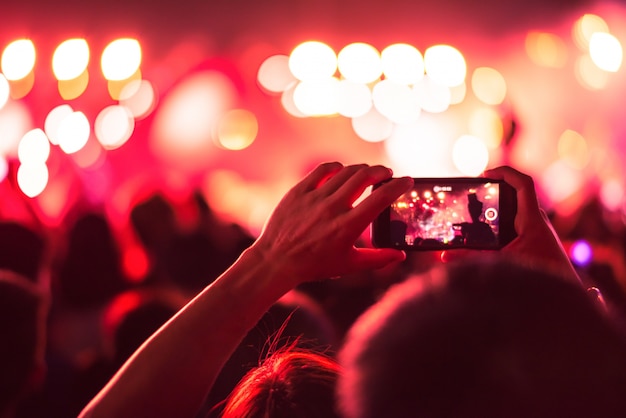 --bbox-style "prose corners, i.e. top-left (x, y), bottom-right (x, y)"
top-left (371, 177), bottom-right (517, 251)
